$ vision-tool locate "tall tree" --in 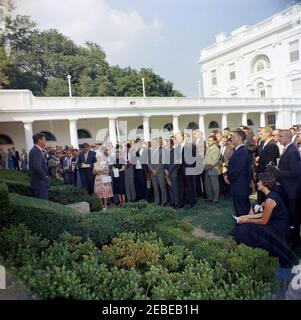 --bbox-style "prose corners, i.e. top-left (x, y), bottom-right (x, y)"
top-left (1, 15), bottom-right (184, 97)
